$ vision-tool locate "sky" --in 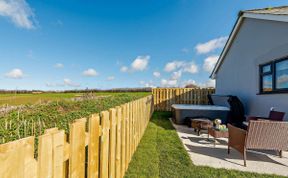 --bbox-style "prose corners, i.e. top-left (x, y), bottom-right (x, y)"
top-left (0, 0), bottom-right (288, 90)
